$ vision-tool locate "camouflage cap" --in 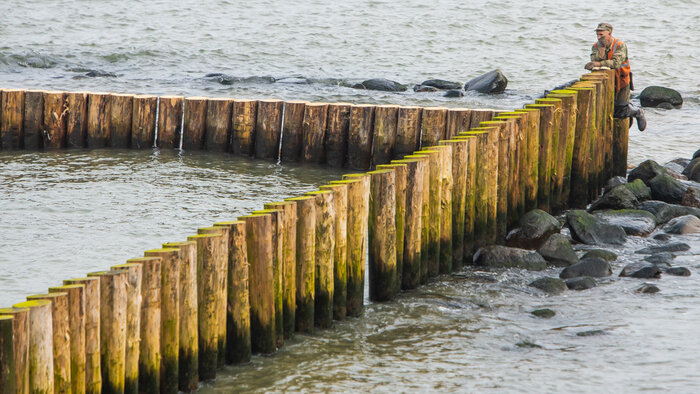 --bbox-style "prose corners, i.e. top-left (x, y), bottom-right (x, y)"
top-left (595, 23), bottom-right (613, 32)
